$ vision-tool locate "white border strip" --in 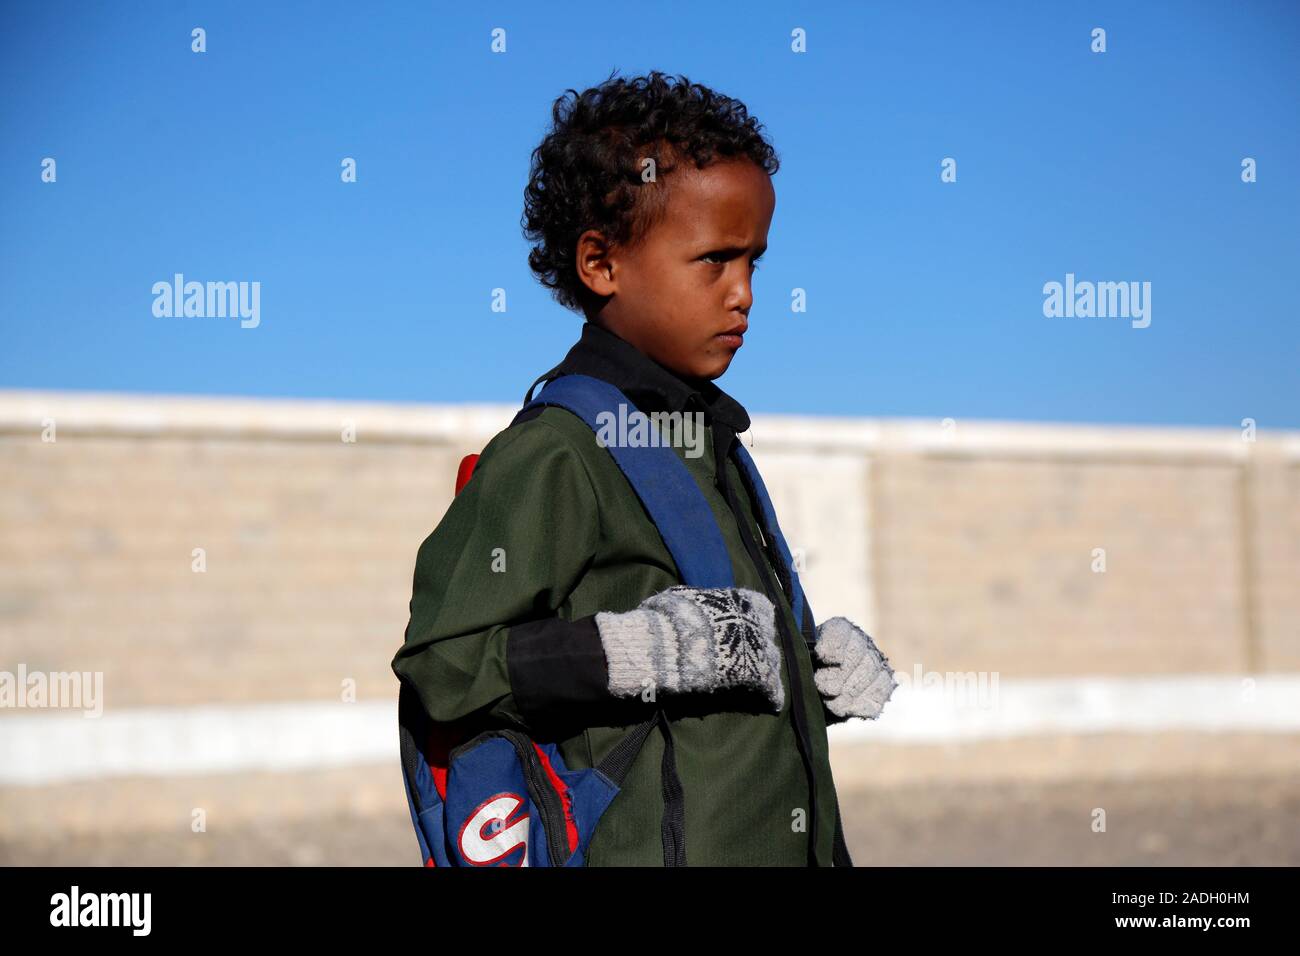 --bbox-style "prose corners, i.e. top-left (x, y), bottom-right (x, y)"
top-left (2, 676), bottom-right (1299, 786)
